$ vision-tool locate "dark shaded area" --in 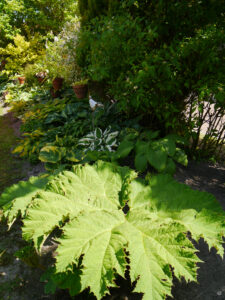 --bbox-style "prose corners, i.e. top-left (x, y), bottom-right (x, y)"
top-left (174, 161), bottom-right (225, 207)
top-left (168, 239), bottom-right (225, 300)
top-left (0, 111), bottom-right (25, 195)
